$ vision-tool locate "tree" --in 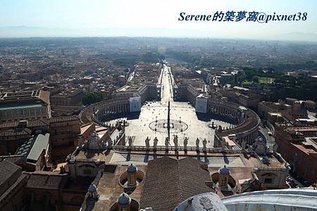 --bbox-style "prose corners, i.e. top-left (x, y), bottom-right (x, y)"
top-left (252, 76), bottom-right (259, 83)
top-left (82, 92), bottom-right (103, 105)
